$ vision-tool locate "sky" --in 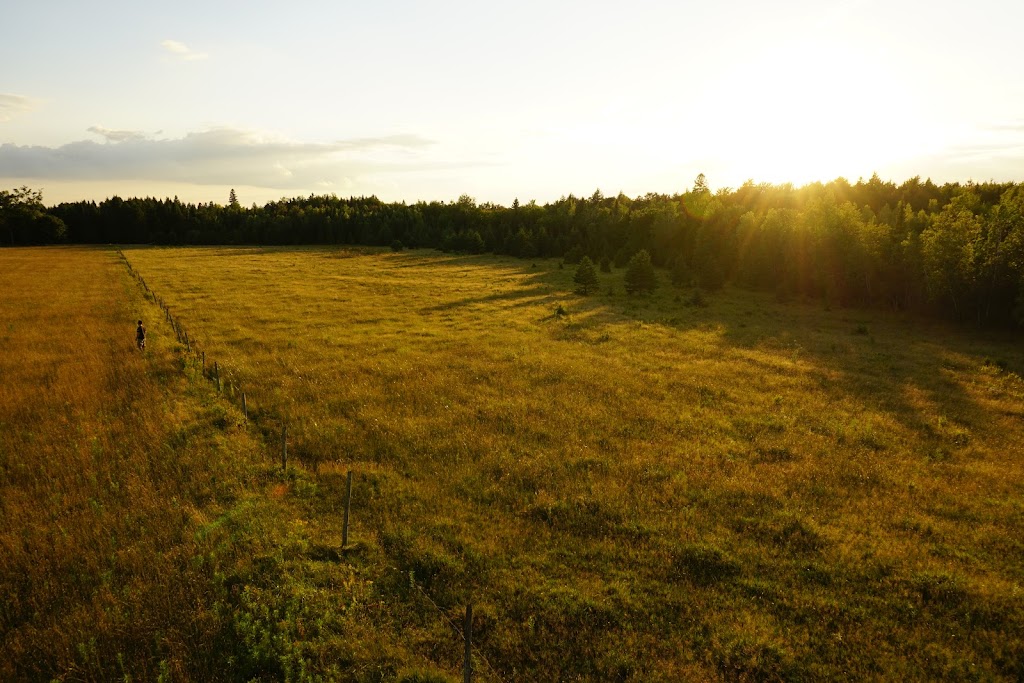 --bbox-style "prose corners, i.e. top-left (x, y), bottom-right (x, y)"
top-left (2, 0), bottom-right (1023, 207)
